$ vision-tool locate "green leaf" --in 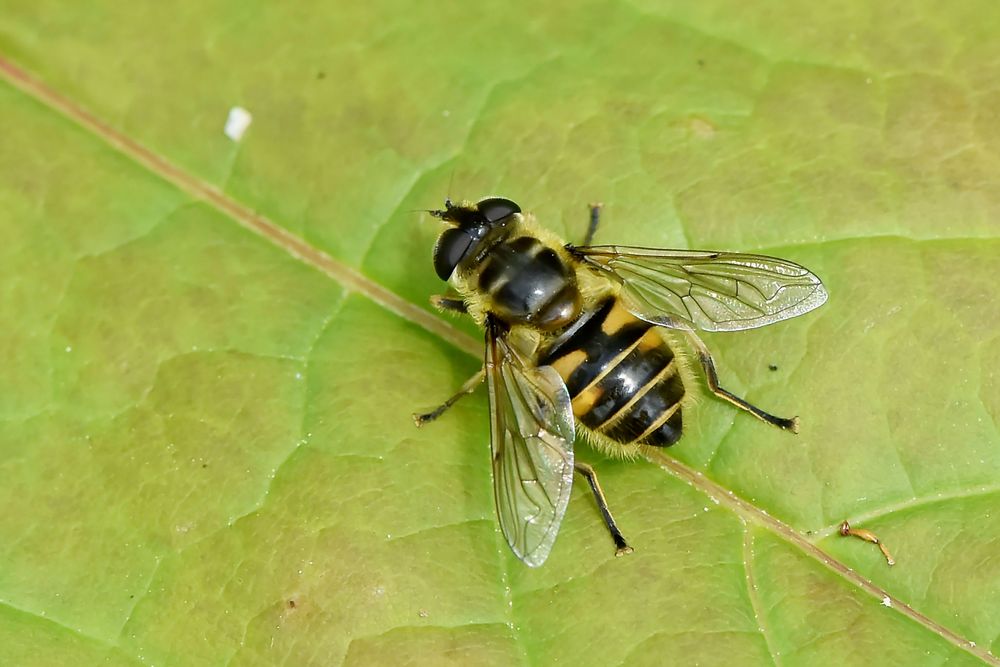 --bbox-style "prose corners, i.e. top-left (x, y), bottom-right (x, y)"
top-left (1, 2), bottom-right (999, 665)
